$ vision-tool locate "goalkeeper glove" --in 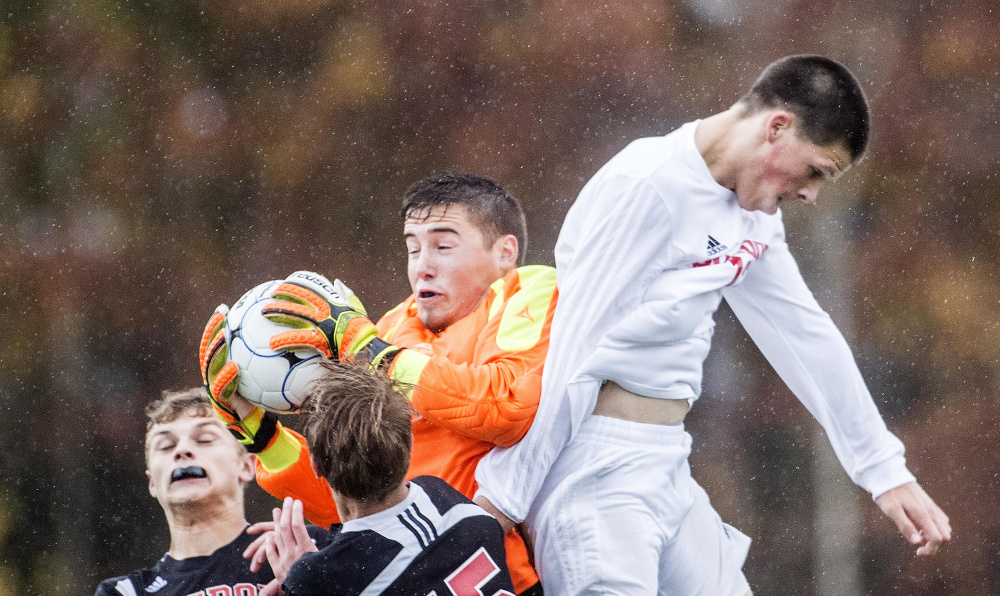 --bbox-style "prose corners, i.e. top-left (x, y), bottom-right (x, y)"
top-left (199, 304), bottom-right (281, 453)
top-left (199, 304), bottom-right (242, 428)
top-left (262, 271), bottom-right (400, 368)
